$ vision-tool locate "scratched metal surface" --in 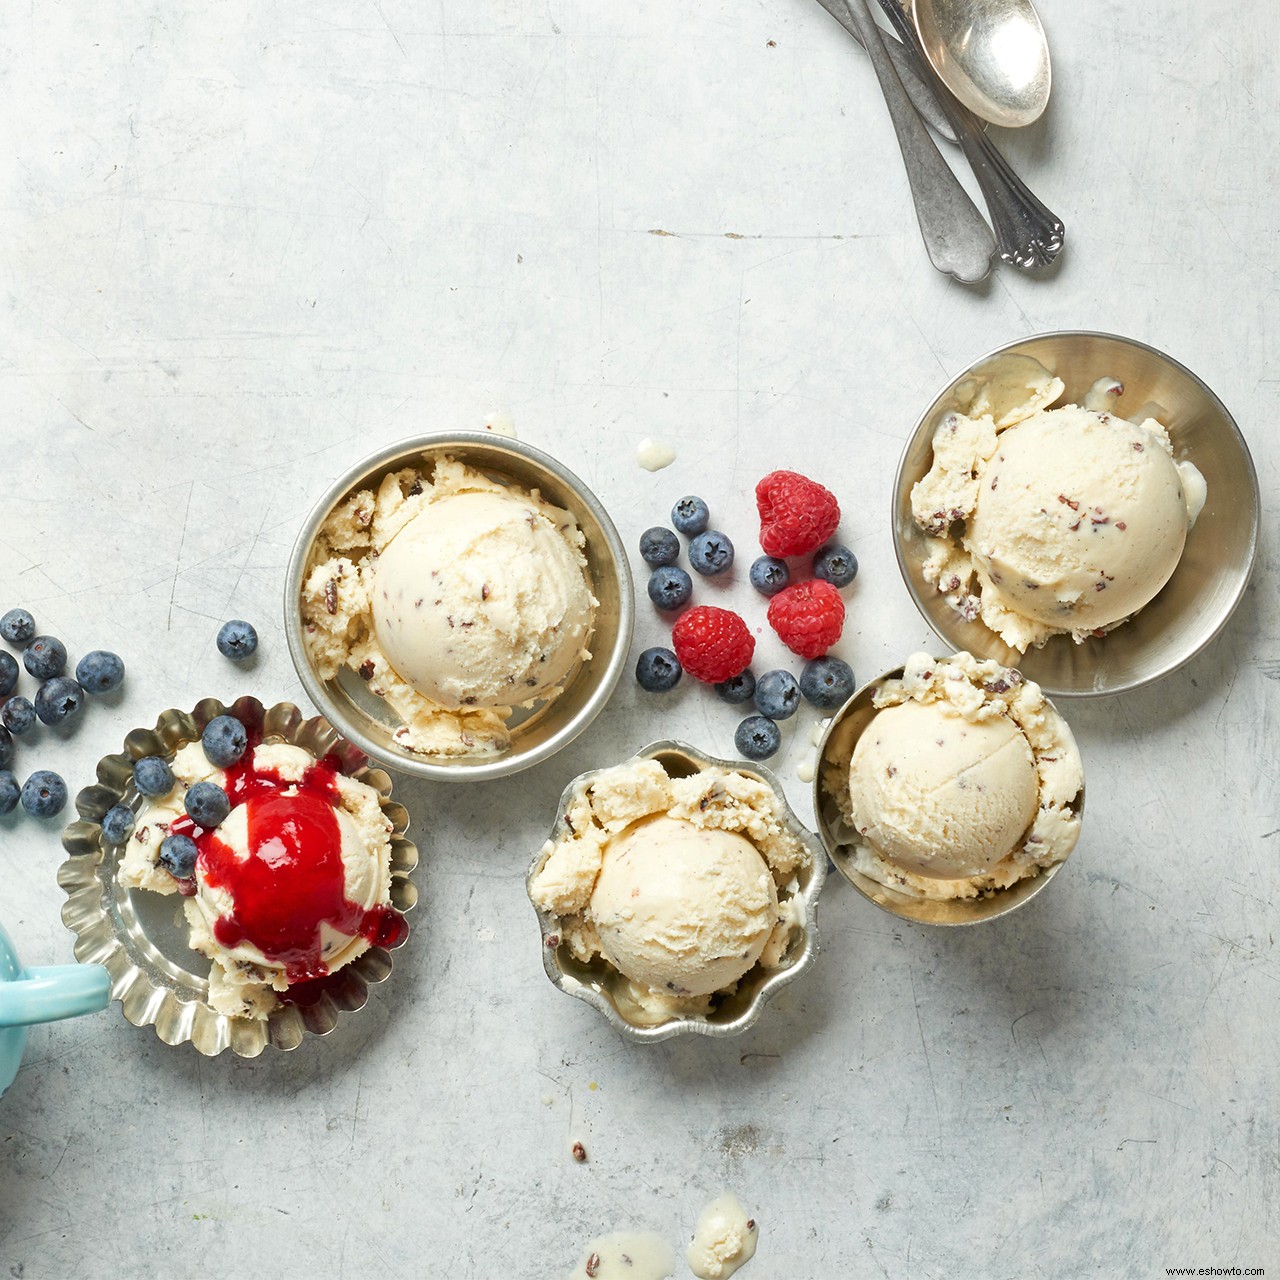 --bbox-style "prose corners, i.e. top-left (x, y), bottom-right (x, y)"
top-left (1, 3), bottom-right (1277, 1277)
